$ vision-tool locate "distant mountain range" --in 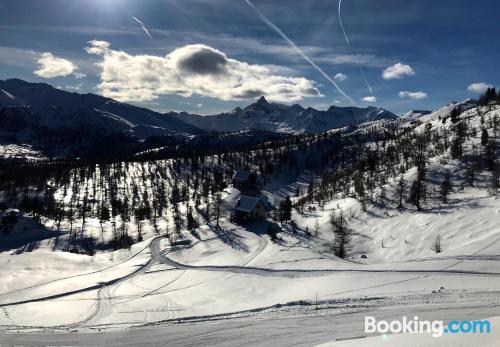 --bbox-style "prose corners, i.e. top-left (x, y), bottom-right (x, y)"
top-left (0, 79), bottom-right (398, 158)
top-left (168, 96), bottom-right (397, 134)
